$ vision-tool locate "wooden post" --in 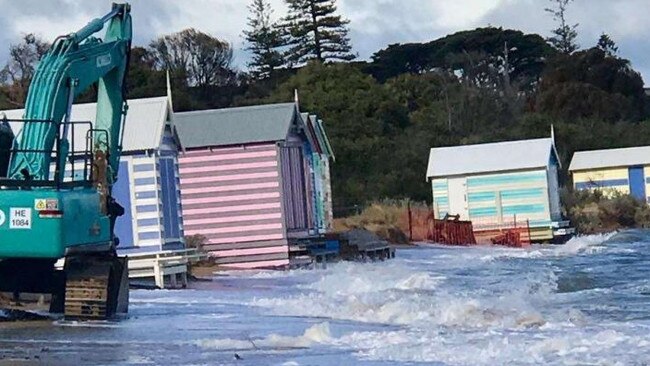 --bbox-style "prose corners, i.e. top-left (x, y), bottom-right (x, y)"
top-left (153, 260), bottom-right (163, 289)
top-left (408, 201), bottom-right (413, 241)
top-left (181, 271), bottom-right (188, 288)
